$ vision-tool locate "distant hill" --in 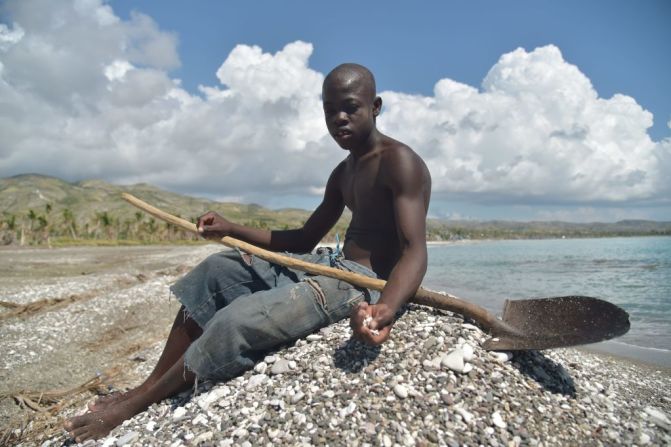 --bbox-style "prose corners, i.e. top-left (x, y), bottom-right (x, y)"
top-left (1, 174), bottom-right (669, 246)
top-left (426, 217), bottom-right (671, 240)
top-left (0, 173), bottom-right (317, 228)
top-left (0, 174), bottom-right (350, 245)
